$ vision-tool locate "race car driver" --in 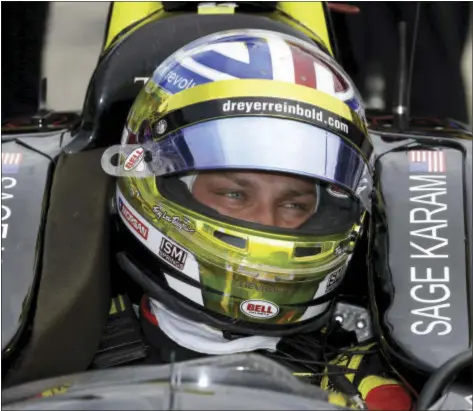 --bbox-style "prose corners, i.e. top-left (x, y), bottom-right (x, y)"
top-left (102, 29), bottom-right (413, 410)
